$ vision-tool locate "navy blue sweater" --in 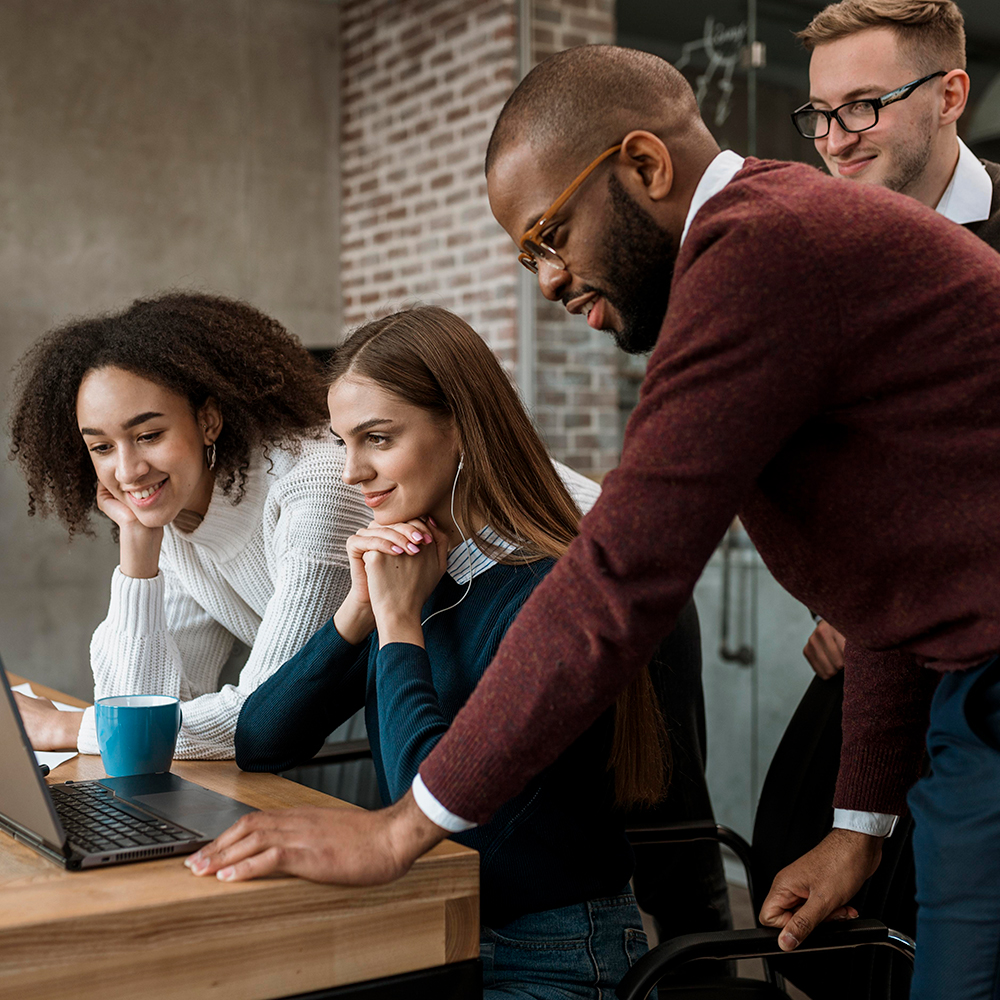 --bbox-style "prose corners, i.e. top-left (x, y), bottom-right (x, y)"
top-left (235, 558), bottom-right (634, 927)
